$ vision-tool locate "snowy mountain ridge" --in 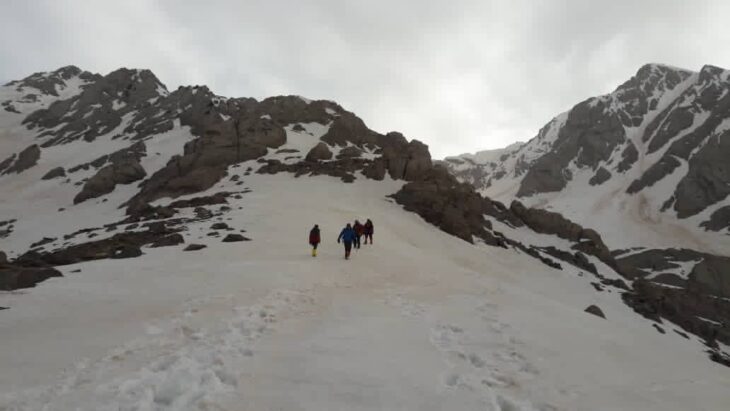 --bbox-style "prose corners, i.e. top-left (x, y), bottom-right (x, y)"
top-left (1, 65), bottom-right (729, 410)
top-left (444, 63), bottom-right (730, 253)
